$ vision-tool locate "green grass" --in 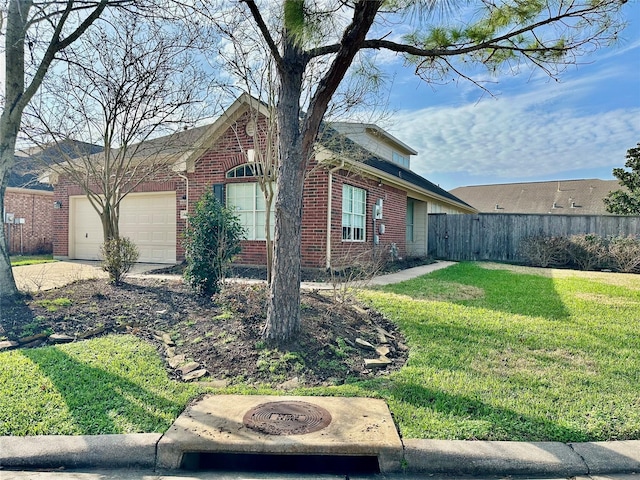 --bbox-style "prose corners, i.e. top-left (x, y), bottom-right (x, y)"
top-left (0, 335), bottom-right (202, 435)
top-left (10, 254), bottom-right (56, 266)
top-left (1, 262), bottom-right (638, 441)
top-left (354, 262), bottom-right (640, 441)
